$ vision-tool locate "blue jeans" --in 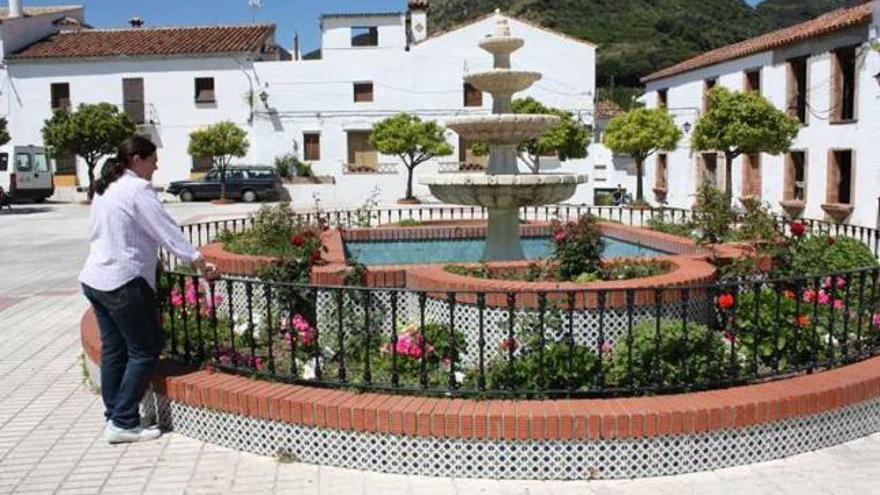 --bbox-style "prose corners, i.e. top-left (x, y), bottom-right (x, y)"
top-left (83, 277), bottom-right (162, 429)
